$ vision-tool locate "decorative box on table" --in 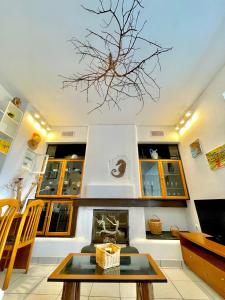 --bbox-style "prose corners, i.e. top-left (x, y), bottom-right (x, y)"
top-left (96, 243), bottom-right (120, 269)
